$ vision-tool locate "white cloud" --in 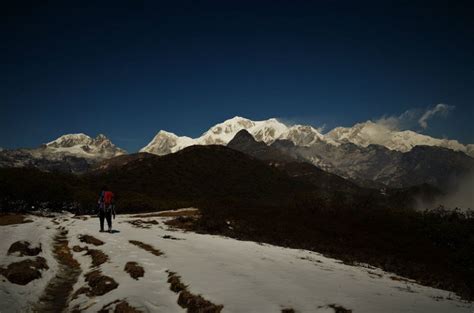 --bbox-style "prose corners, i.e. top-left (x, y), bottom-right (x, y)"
top-left (315, 124), bottom-right (326, 133)
top-left (418, 103), bottom-right (454, 129)
top-left (374, 109), bottom-right (419, 131)
top-left (374, 104), bottom-right (455, 131)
